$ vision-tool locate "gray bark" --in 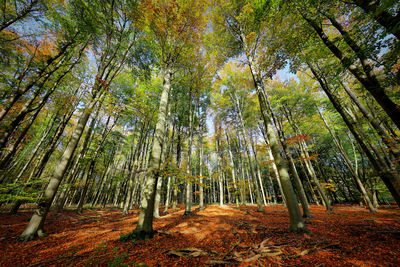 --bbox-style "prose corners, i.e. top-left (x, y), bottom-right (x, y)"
top-left (19, 91), bottom-right (101, 241)
top-left (132, 68), bottom-right (172, 239)
top-left (319, 110), bottom-right (376, 212)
